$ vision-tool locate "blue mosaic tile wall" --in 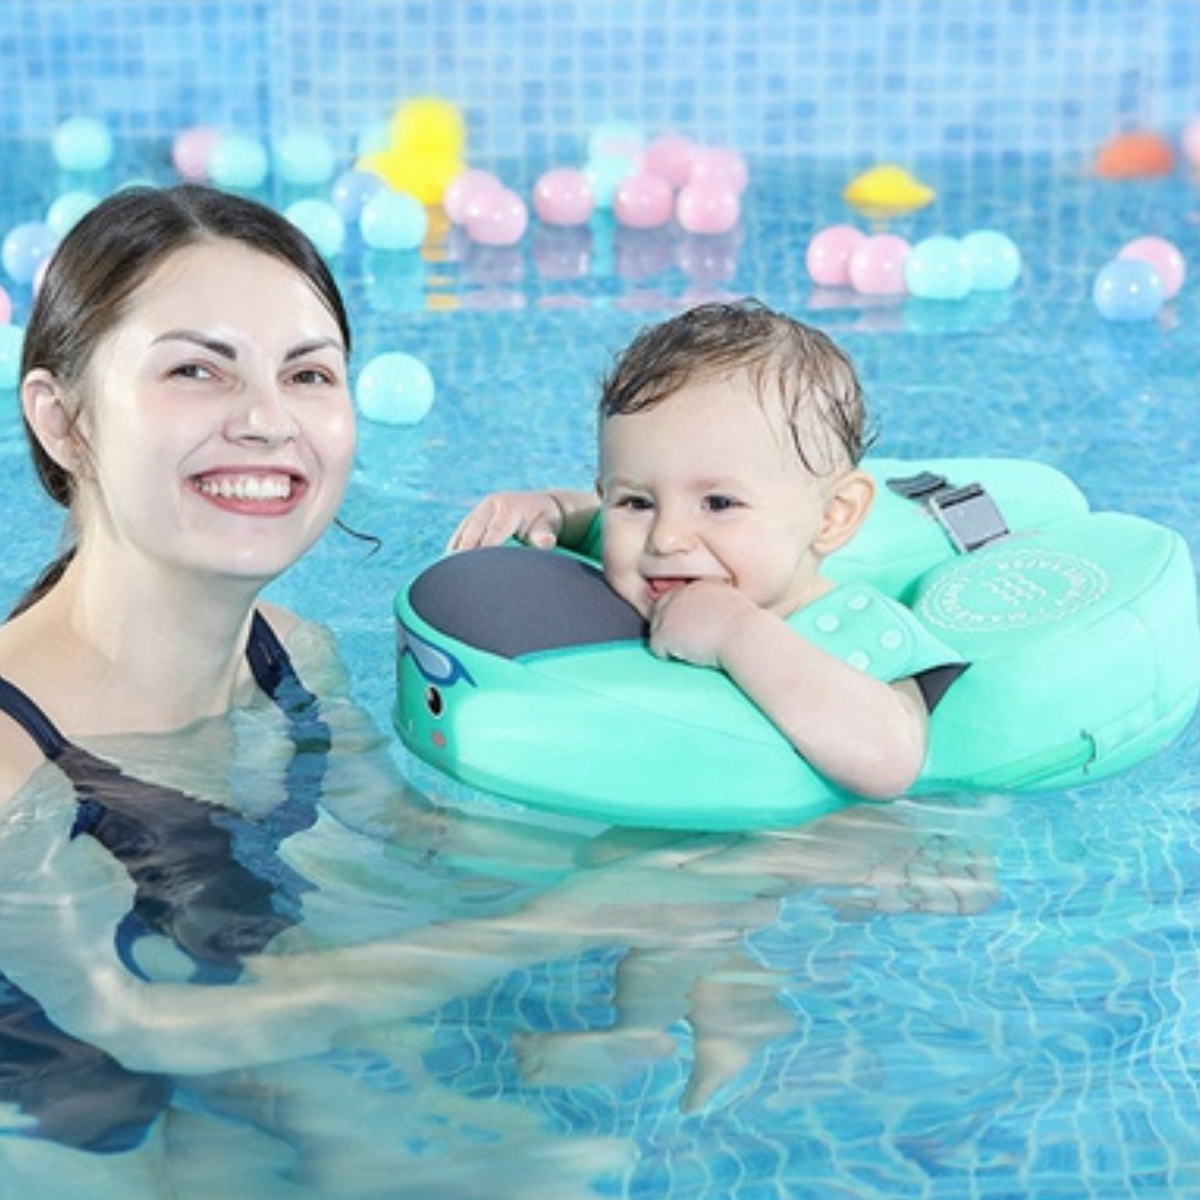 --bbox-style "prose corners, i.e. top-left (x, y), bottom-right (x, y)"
top-left (0, 0), bottom-right (1196, 163)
